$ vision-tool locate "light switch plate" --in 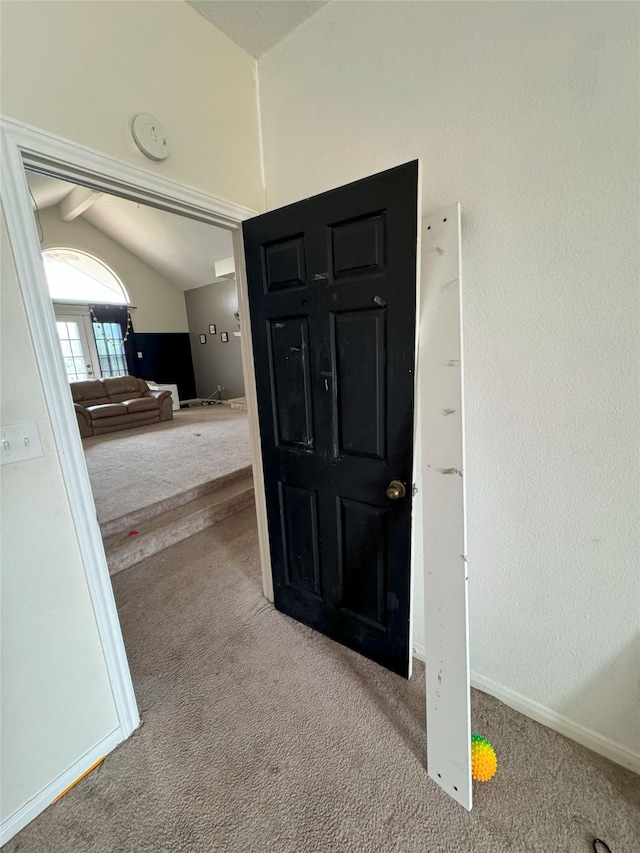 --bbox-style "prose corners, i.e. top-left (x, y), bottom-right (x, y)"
top-left (1, 421), bottom-right (44, 465)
